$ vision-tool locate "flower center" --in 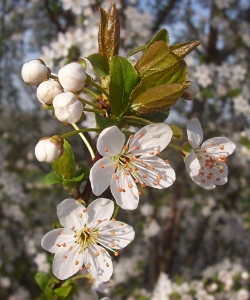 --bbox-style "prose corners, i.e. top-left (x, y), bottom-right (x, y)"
top-left (76, 227), bottom-right (98, 252)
